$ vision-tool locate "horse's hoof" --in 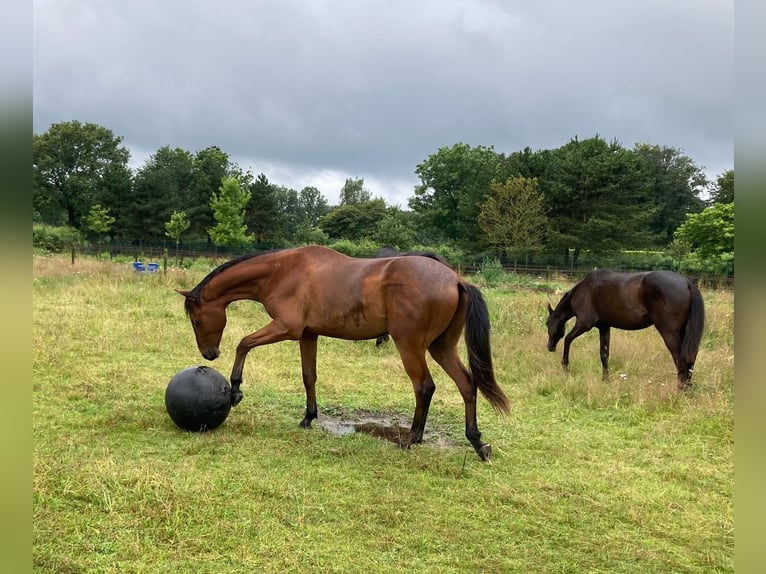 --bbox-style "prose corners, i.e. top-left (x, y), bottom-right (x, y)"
top-left (231, 389), bottom-right (244, 407)
top-left (478, 443), bottom-right (492, 461)
top-left (298, 418), bottom-right (312, 429)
